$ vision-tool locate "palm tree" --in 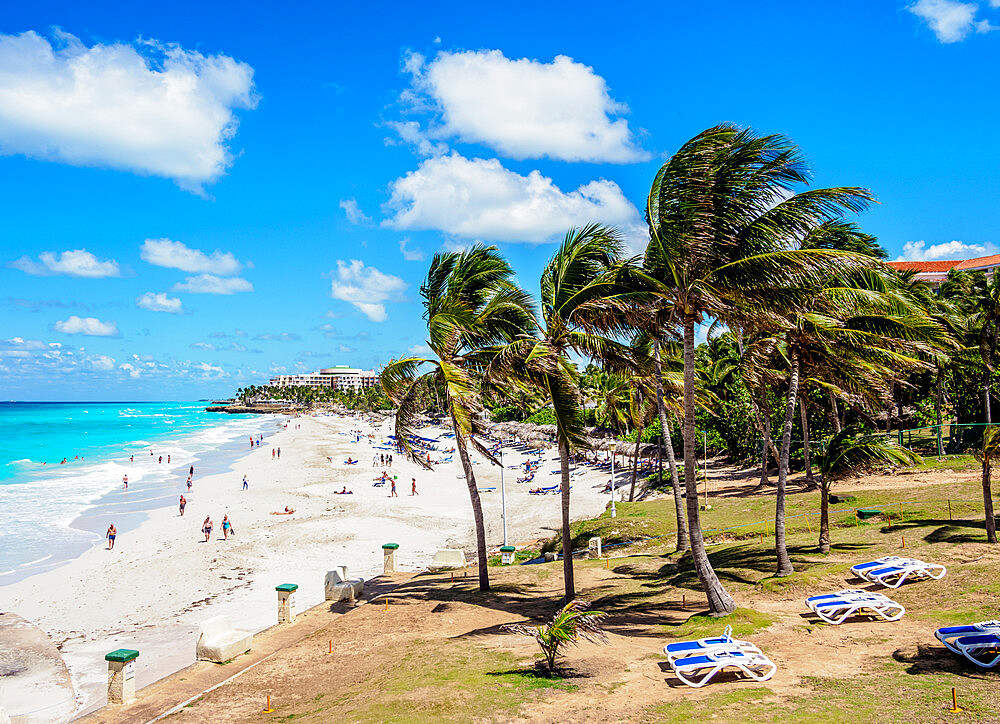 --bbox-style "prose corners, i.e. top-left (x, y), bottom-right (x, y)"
top-left (973, 425), bottom-right (1000, 543)
top-left (643, 124), bottom-right (874, 612)
top-left (381, 245), bottom-right (535, 591)
top-left (816, 428), bottom-right (921, 552)
top-left (518, 224), bottom-right (640, 601)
